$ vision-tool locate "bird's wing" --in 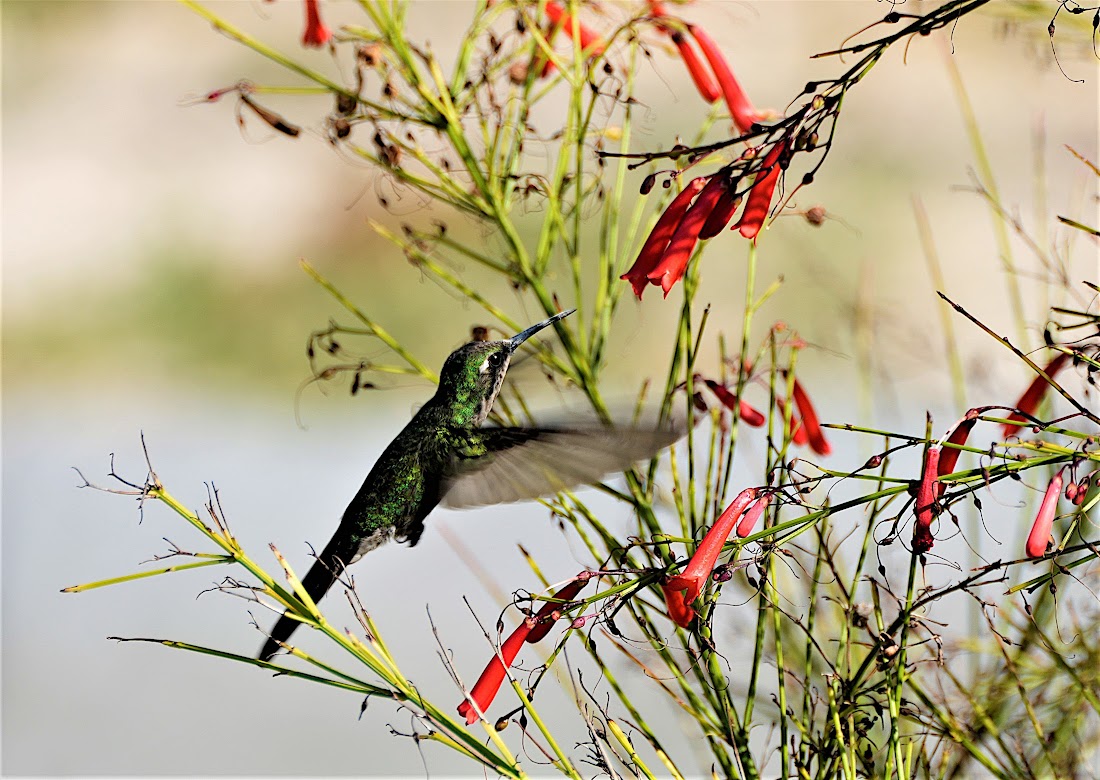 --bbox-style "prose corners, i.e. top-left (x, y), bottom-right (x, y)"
top-left (441, 425), bottom-right (681, 509)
